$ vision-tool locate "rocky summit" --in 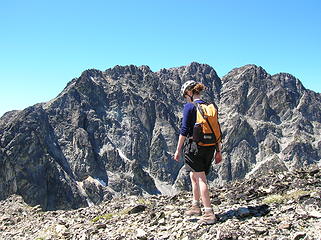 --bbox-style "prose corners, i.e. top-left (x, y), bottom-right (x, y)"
top-left (0, 62), bottom-right (321, 211)
top-left (0, 165), bottom-right (320, 240)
